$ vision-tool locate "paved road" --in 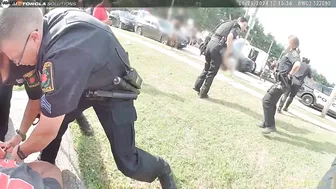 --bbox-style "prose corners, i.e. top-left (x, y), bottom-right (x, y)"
top-left (7, 91), bottom-right (86, 189)
top-left (181, 45), bottom-right (336, 123)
